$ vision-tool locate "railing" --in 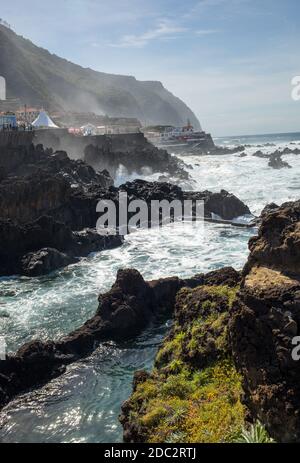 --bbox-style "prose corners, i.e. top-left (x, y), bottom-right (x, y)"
top-left (0, 125), bottom-right (33, 132)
